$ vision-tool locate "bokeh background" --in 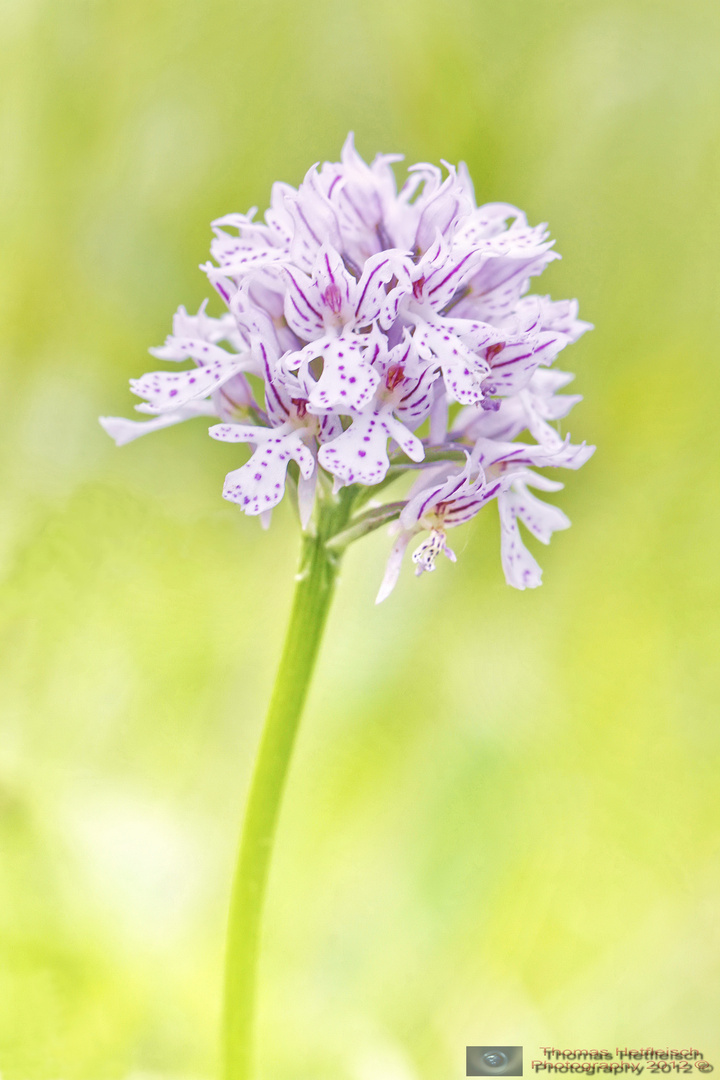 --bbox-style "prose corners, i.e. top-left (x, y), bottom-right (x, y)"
top-left (1, 0), bottom-right (719, 1077)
